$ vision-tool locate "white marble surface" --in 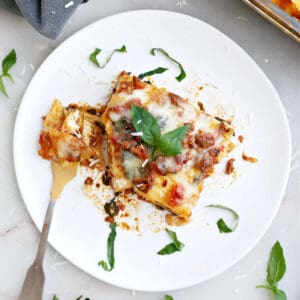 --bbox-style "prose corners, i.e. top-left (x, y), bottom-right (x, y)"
top-left (0, 1), bottom-right (299, 300)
